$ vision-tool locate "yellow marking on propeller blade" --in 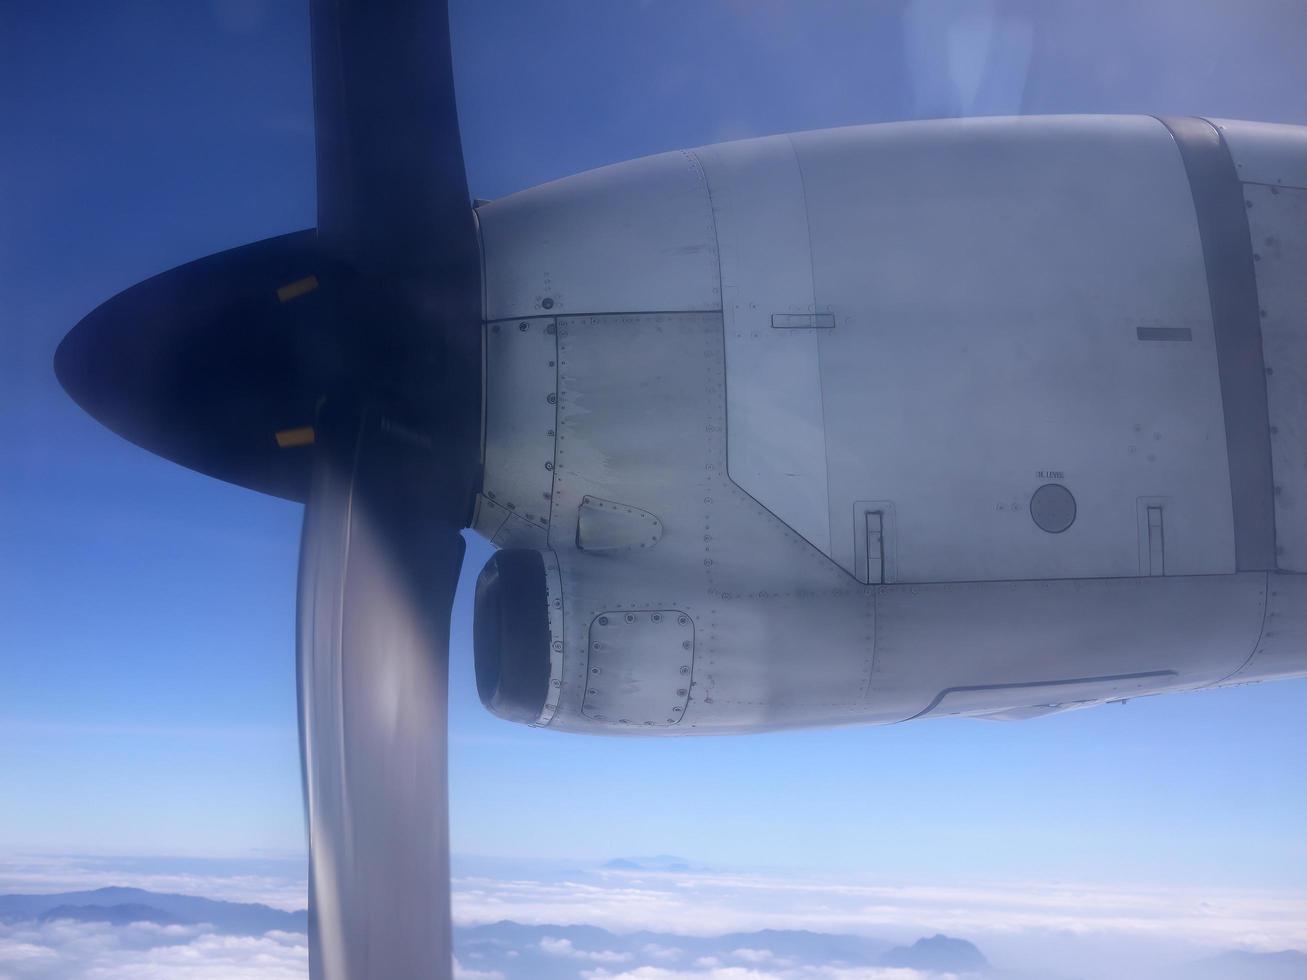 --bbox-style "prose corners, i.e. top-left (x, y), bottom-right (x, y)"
top-left (275, 426), bottom-right (316, 448)
top-left (276, 275), bottom-right (319, 303)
